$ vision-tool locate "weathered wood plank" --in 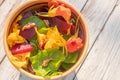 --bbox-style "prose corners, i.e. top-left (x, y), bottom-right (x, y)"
top-left (0, 0), bottom-right (28, 62)
top-left (0, 0), bottom-right (29, 80)
top-left (0, 57), bottom-right (20, 80)
top-left (19, 74), bottom-right (34, 80)
top-left (76, 0), bottom-right (120, 80)
top-left (74, 0), bottom-right (117, 71)
top-left (73, 0), bottom-right (119, 79)
top-left (66, 0), bottom-right (88, 11)
top-left (0, 0), bottom-right (4, 6)
top-left (75, 0), bottom-right (118, 72)
top-left (81, 0), bottom-right (118, 49)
